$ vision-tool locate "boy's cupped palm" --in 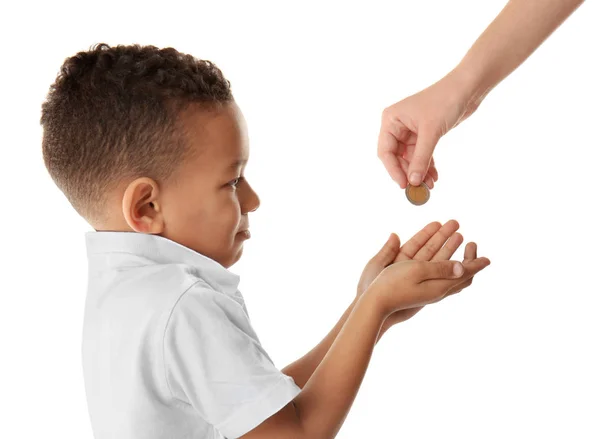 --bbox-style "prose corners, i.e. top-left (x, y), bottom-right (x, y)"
top-left (356, 220), bottom-right (488, 333)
